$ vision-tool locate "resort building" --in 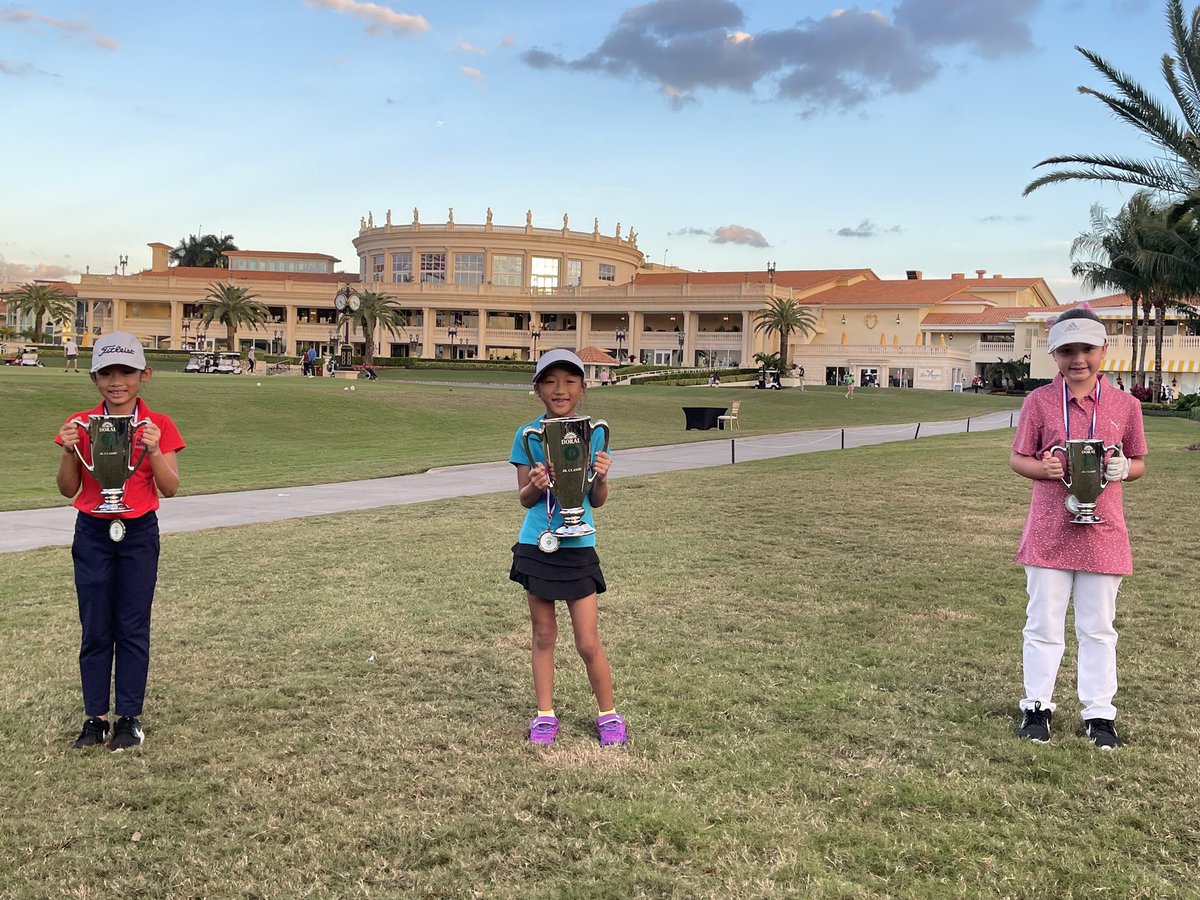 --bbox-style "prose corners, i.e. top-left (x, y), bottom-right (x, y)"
top-left (46, 208), bottom-right (1196, 390)
top-left (1018, 293), bottom-right (1200, 395)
